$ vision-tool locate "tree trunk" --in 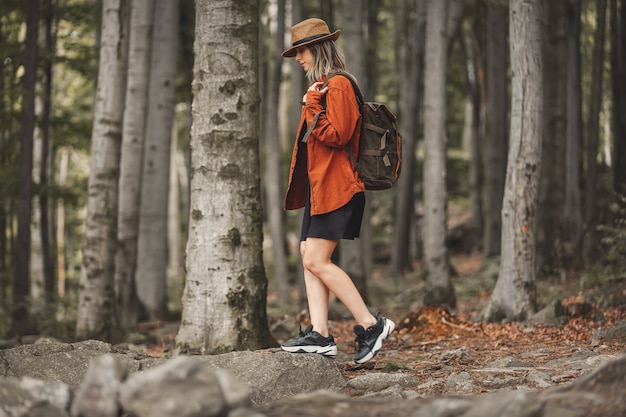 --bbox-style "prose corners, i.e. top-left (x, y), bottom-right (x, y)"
top-left (611, 0), bottom-right (626, 193)
top-left (463, 20), bottom-right (484, 255)
top-left (13, 0), bottom-right (39, 335)
top-left (57, 149), bottom-right (69, 297)
top-left (583, 0), bottom-right (607, 264)
top-left (338, 0), bottom-right (370, 303)
top-left (483, 1), bottom-right (508, 259)
top-left (76, 0), bottom-right (128, 341)
top-left (537, 0), bottom-right (568, 275)
top-left (135, 0), bottom-right (179, 321)
top-left (115, 0), bottom-right (154, 332)
top-left (479, 0), bottom-right (543, 323)
top-left (421, 0), bottom-right (457, 308)
top-left (564, 0), bottom-right (584, 262)
top-left (390, 0), bottom-right (426, 279)
top-left (176, 0), bottom-right (275, 354)
top-left (263, 0), bottom-right (289, 303)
